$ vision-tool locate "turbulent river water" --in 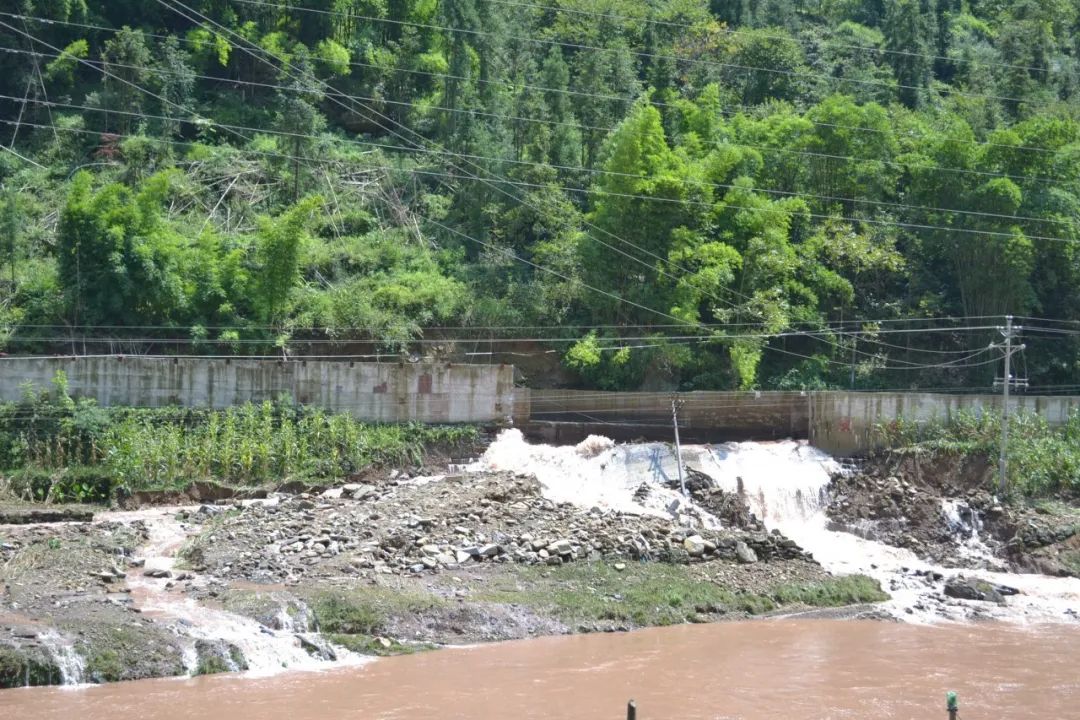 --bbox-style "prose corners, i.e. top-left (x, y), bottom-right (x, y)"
top-left (4, 434), bottom-right (1080, 715)
top-left (4, 620), bottom-right (1079, 719)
